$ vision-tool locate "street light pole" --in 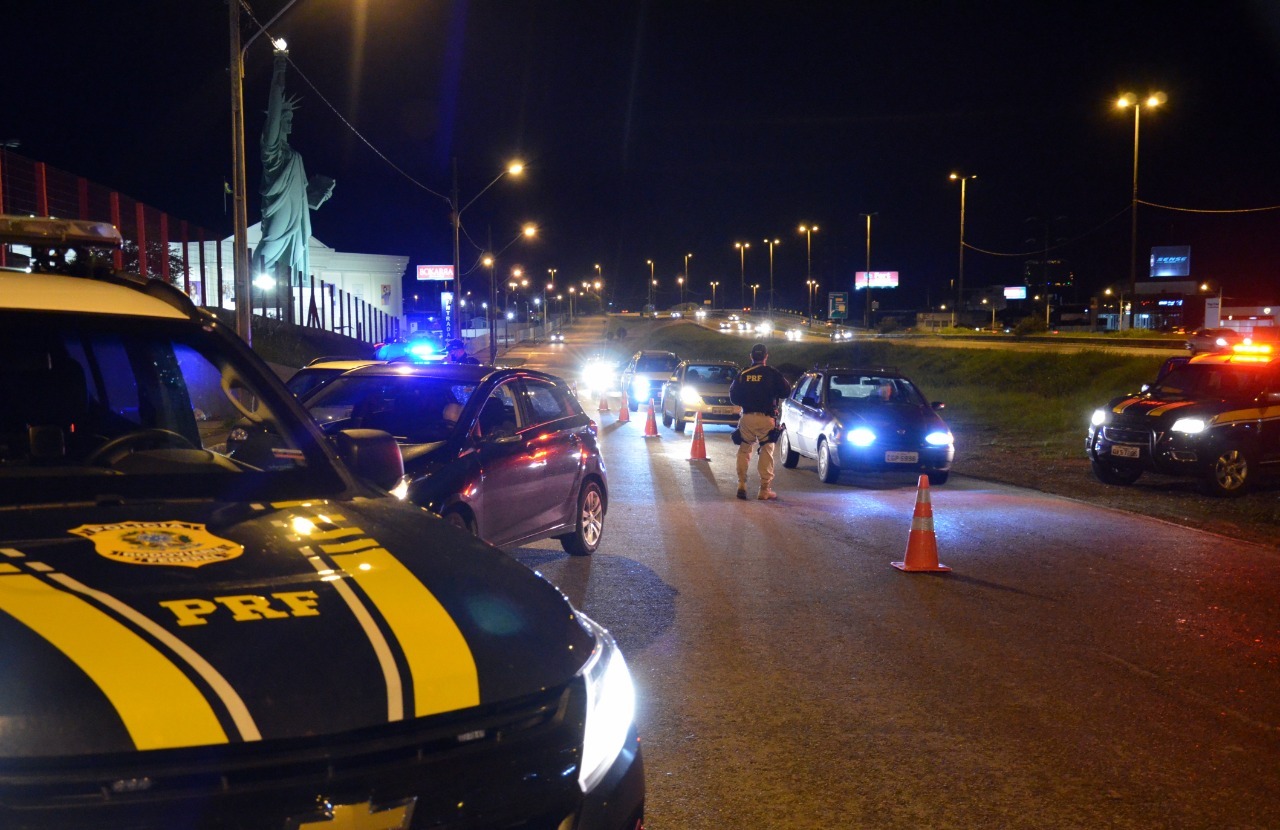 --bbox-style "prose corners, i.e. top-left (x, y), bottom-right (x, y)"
top-left (1117, 91), bottom-right (1165, 331)
top-left (710, 281), bottom-right (719, 310)
top-left (450, 160), bottom-right (523, 340)
top-left (798, 225), bottom-right (818, 321)
top-left (734, 242), bottom-right (750, 310)
top-left (949, 172), bottom-right (976, 326)
top-left (646, 259), bottom-right (655, 311)
top-left (858, 213), bottom-right (876, 329)
top-left (683, 253), bottom-right (693, 311)
top-left (751, 284), bottom-right (760, 309)
top-left (762, 239), bottom-right (779, 316)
